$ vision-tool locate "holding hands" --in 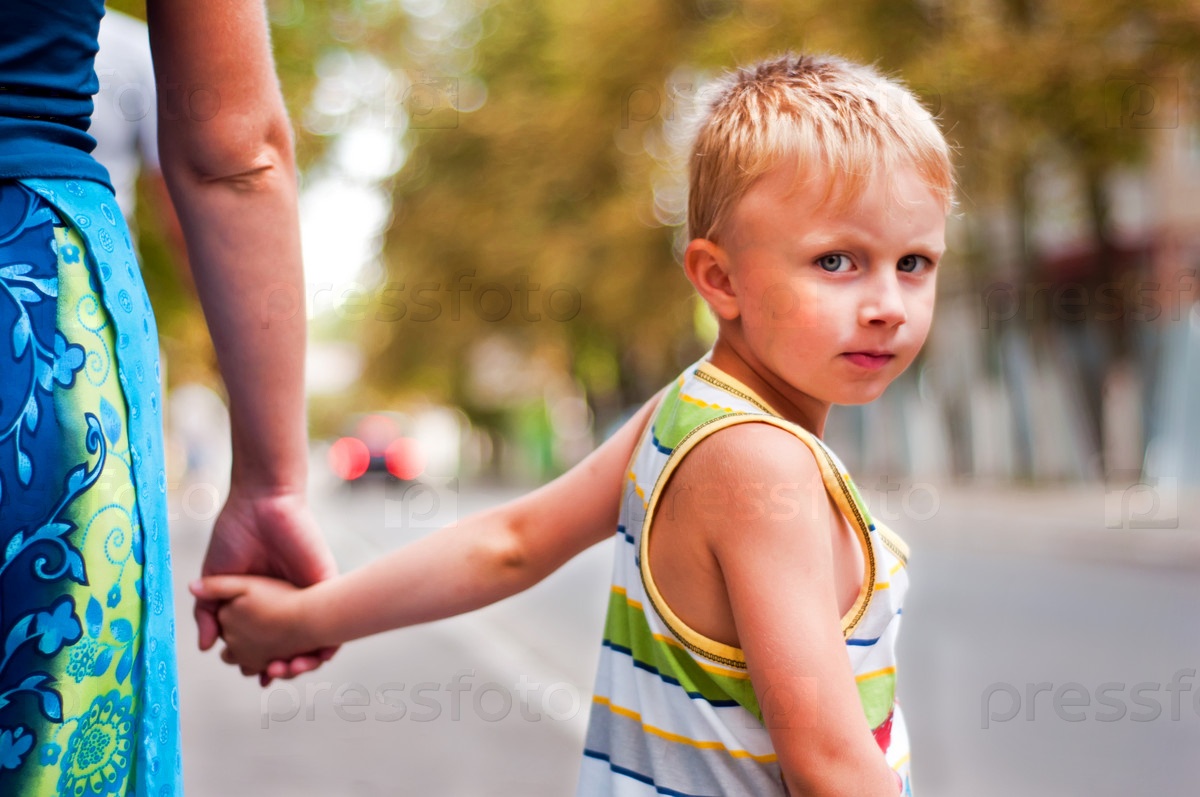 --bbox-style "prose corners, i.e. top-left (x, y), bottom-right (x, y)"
top-left (191, 570), bottom-right (314, 676)
top-left (192, 486), bottom-right (338, 683)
